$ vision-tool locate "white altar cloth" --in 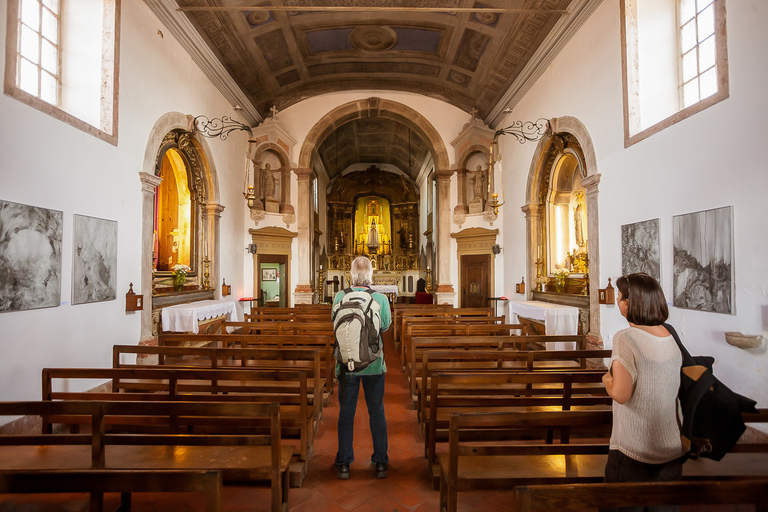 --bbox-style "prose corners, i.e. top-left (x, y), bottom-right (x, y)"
top-left (509, 300), bottom-right (579, 350)
top-left (161, 300), bottom-right (239, 333)
top-left (370, 285), bottom-right (398, 296)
